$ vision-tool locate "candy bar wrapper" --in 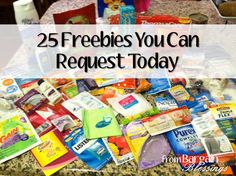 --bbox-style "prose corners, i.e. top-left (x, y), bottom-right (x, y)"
top-left (15, 89), bottom-right (48, 115)
top-left (120, 6), bottom-right (136, 24)
top-left (103, 135), bottom-right (133, 165)
top-left (123, 121), bottom-right (170, 170)
top-left (53, 3), bottom-right (96, 24)
top-left (64, 128), bottom-right (112, 170)
top-left (97, 0), bottom-right (134, 17)
top-left (136, 15), bottom-right (191, 24)
top-left (191, 113), bottom-right (234, 157)
top-left (209, 103), bottom-right (236, 120)
top-left (141, 107), bottom-right (192, 136)
top-left (169, 84), bottom-right (198, 109)
top-left (155, 97), bottom-right (178, 112)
